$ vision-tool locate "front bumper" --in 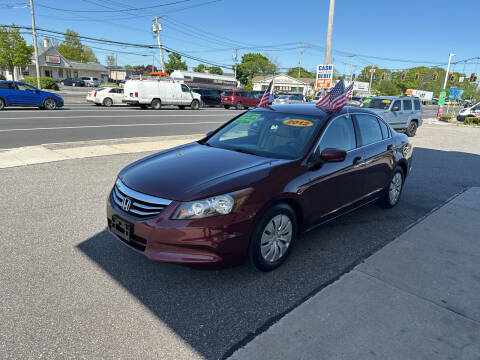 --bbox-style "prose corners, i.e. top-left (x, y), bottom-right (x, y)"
top-left (106, 192), bottom-right (254, 269)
